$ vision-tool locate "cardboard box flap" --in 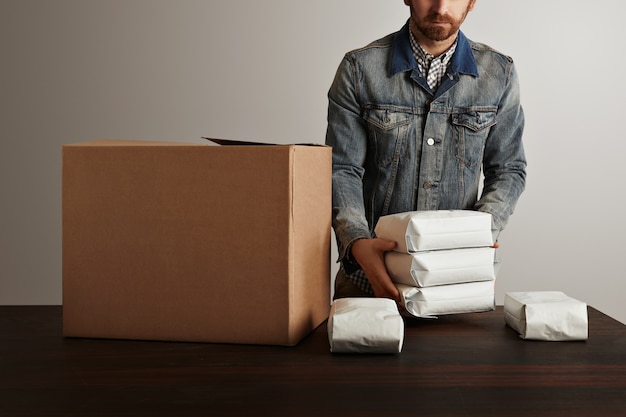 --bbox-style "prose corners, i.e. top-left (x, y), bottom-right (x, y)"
top-left (203, 137), bottom-right (327, 147)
